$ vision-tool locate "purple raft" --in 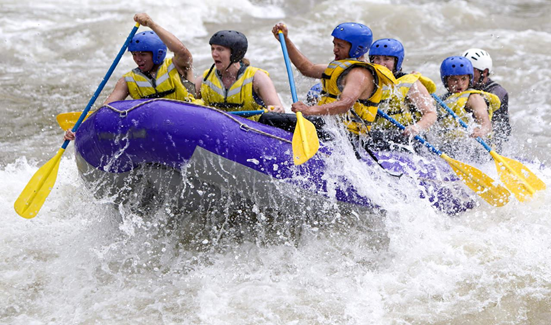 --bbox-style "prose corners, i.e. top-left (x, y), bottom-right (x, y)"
top-left (74, 99), bottom-right (476, 215)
